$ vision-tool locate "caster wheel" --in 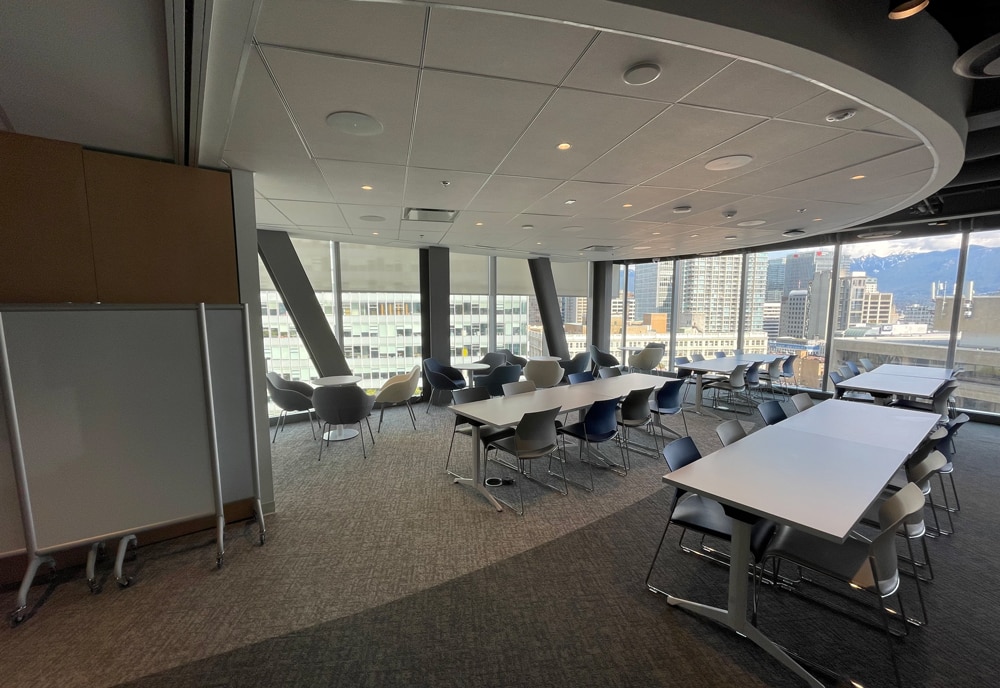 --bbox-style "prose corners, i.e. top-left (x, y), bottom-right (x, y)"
top-left (88, 580), bottom-right (101, 594)
top-left (216, 556), bottom-right (224, 569)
